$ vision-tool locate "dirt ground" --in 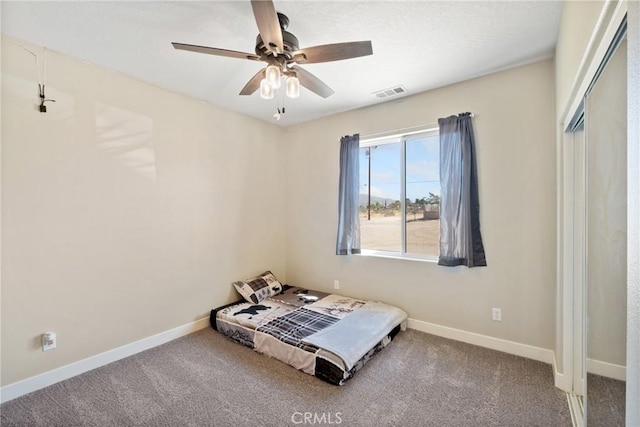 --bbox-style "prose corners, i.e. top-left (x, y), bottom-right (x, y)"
top-left (360, 214), bottom-right (439, 257)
